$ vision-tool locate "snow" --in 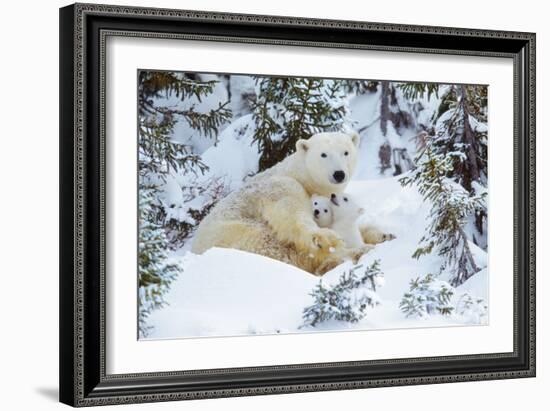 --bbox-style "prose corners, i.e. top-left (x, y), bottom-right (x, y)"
top-left (142, 76), bottom-right (488, 339)
top-left (146, 177), bottom-right (488, 339)
top-left (157, 114), bottom-right (260, 228)
top-left (197, 114), bottom-right (260, 191)
top-left (456, 267), bottom-right (487, 297)
top-left (147, 248), bottom-right (317, 338)
top-left (349, 91), bottom-right (419, 180)
top-left (469, 114), bottom-right (488, 133)
top-left (348, 92), bottom-right (386, 180)
top-left (153, 73), bottom-right (230, 154)
top-left (229, 75), bottom-right (256, 117)
top-left (412, 87), bottom-right (441, 130)
top-left (159, 175), bottom-right (189, 223)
